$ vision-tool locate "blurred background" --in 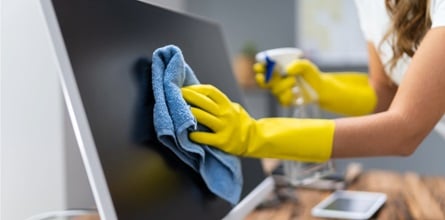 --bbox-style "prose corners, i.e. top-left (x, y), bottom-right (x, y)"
top-left (2, 0), bottom-right (445, 219)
